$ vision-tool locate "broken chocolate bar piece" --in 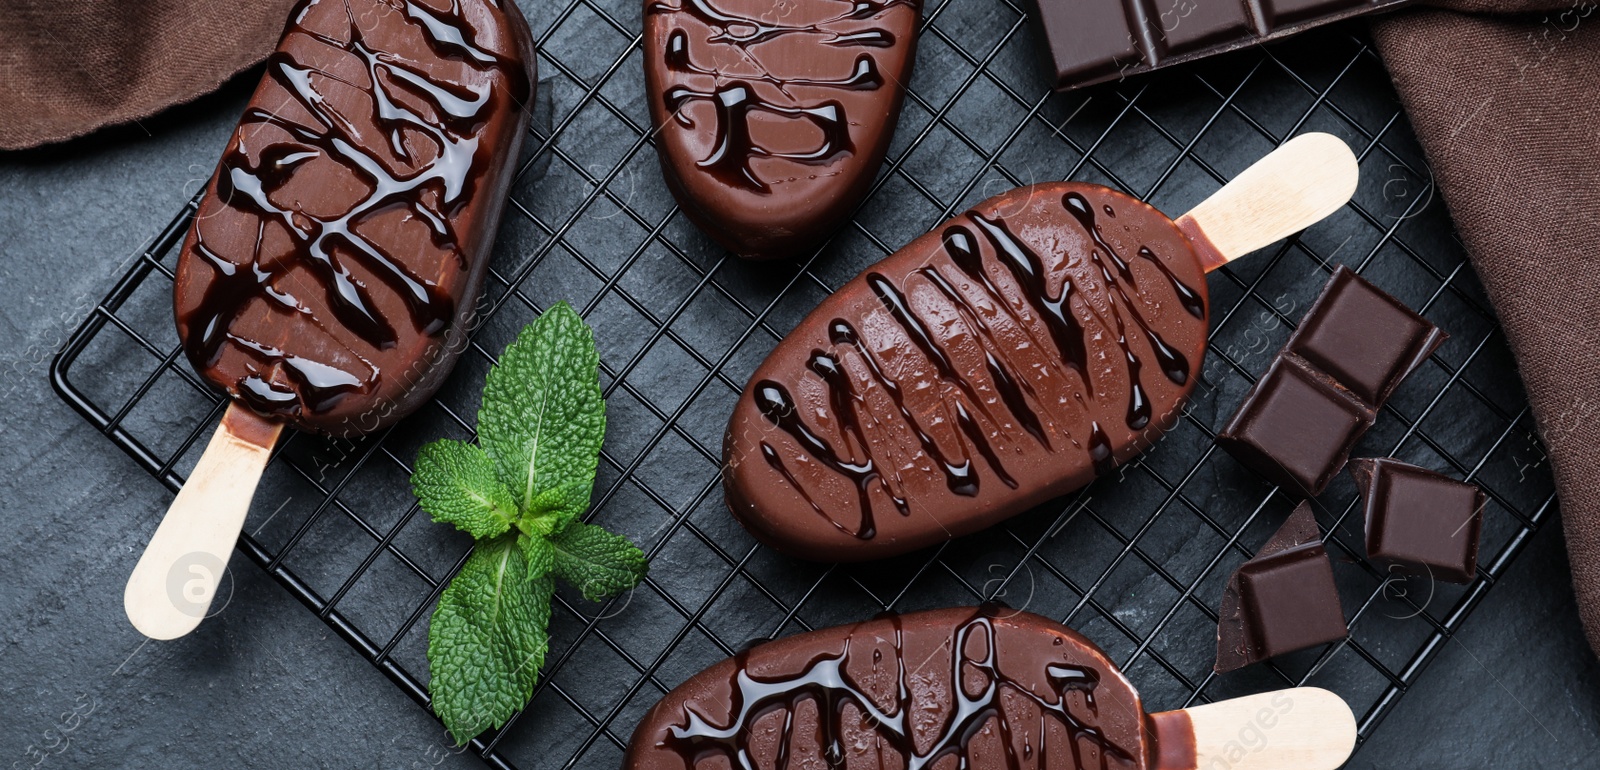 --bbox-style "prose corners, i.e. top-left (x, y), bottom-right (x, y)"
top-left (1216, 356), bottom-right (1375, 497)
top-left (173, 0), bottom-right (538, 436)
top-left (1216, 502), bottom-right (1347, 674)
top-left (1350, 458), bottom-right (1484, 584)
top-left (644, 0), bottom-right (921, 259)
top-left (1217, 267), bottom-right (1442, 496)
top-left (625, 606), bottom-right (1152, 770)
top-left (1029, 0), bottom-right (1414, 92)
top-left (1286, 266), bottom-right (1447, 406)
